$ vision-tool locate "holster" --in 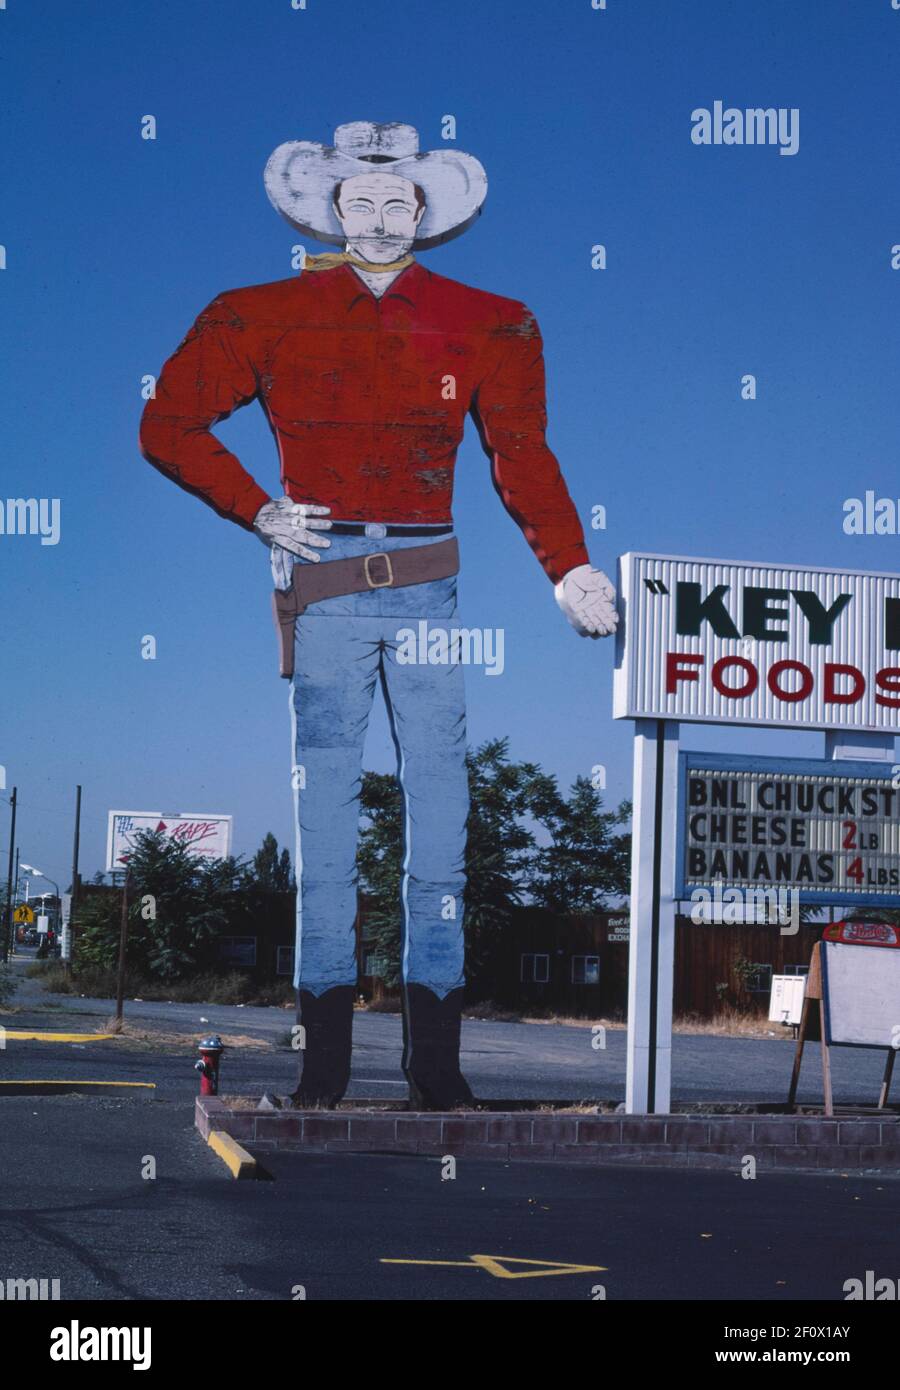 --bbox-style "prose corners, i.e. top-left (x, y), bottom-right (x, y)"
top-left (272, 536), bottom-right (460, 679)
